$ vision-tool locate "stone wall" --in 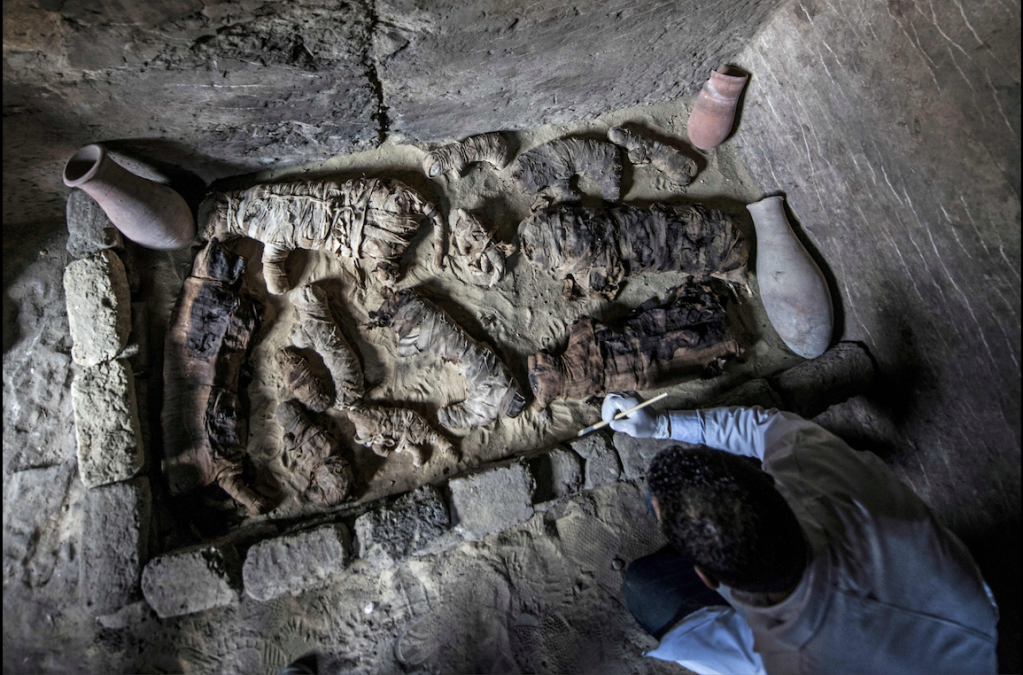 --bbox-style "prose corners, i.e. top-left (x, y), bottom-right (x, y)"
top-left (2, 0), bottom-right (781, 246)
top-left (731, 0), bottom-right (1021, 534)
